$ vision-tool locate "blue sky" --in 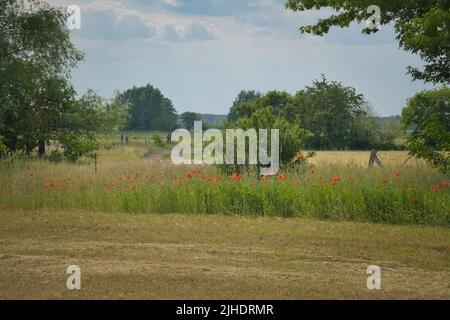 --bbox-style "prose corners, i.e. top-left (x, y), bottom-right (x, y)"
top-left (51, 0), bottom-right (433, 116)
